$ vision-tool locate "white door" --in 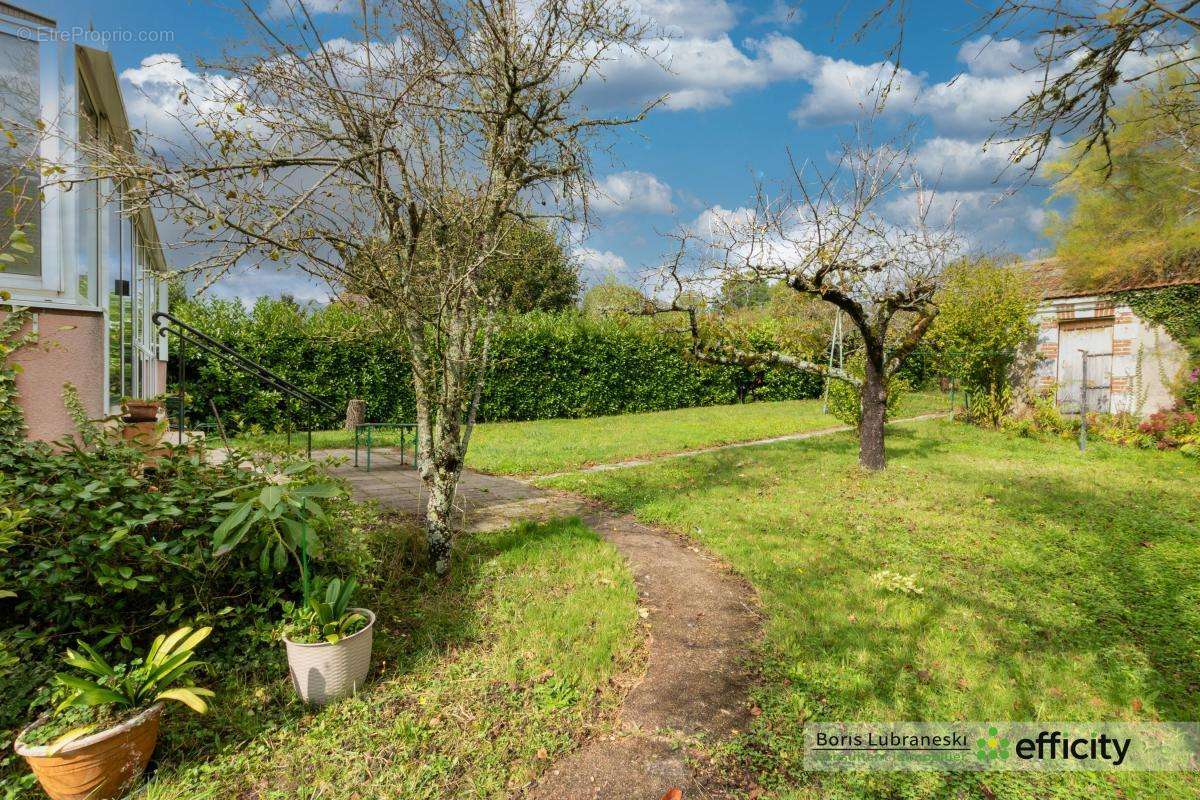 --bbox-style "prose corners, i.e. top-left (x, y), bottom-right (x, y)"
top-left (1057, 319), bottom-right (1113, 414)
